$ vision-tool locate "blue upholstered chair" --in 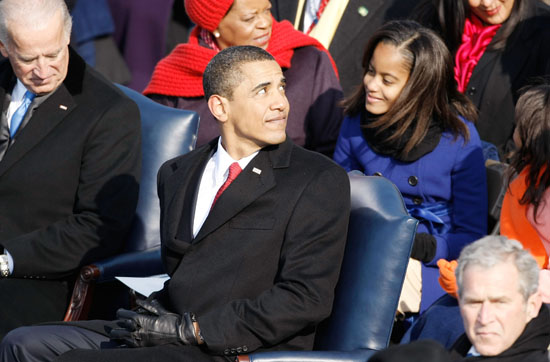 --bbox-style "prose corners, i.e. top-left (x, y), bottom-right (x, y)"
top-left (64, 84), bottom-right (200, 321)
top-left (237, 173), bottom-right (419, 362)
